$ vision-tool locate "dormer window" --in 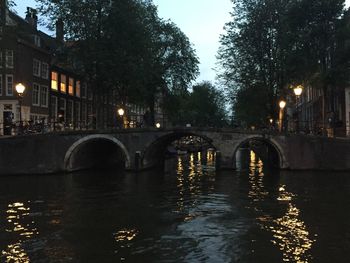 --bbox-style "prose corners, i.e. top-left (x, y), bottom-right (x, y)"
top-left (34, 35), bottom-right (41, 47)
